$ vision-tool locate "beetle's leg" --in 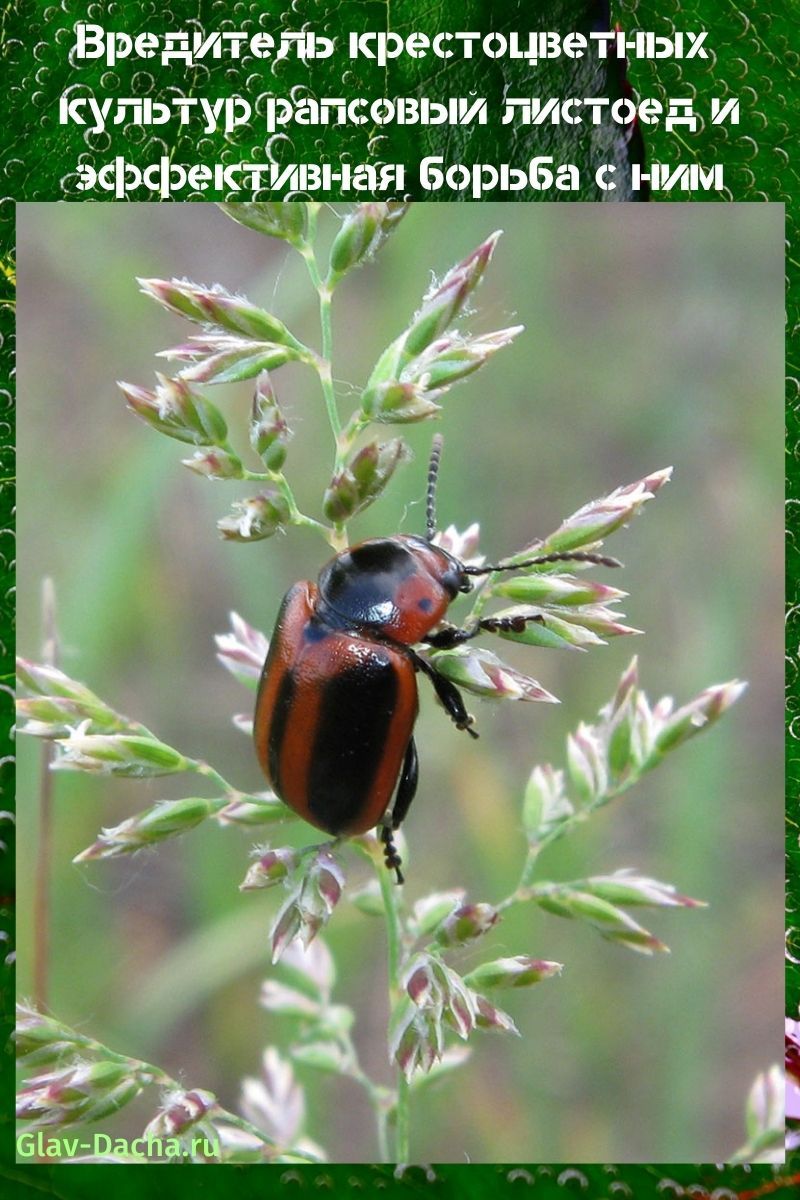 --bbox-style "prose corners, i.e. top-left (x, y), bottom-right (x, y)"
top-left (409, 648), bottom-right (480, 740)
top-left (380, 737), bottom-right (419, 886)
top-left (391, 737), bottom-right (419, 830)
top-left (380, 825), bottom-right (404, 886)
top-left (424, 613), bottom-right (545, 649)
